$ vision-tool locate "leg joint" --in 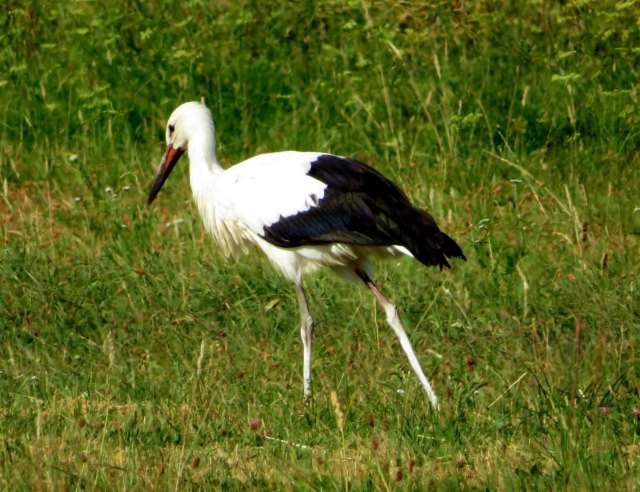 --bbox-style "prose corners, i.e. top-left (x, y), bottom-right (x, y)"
top-left (384, 303), bottom-right (399, 324)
